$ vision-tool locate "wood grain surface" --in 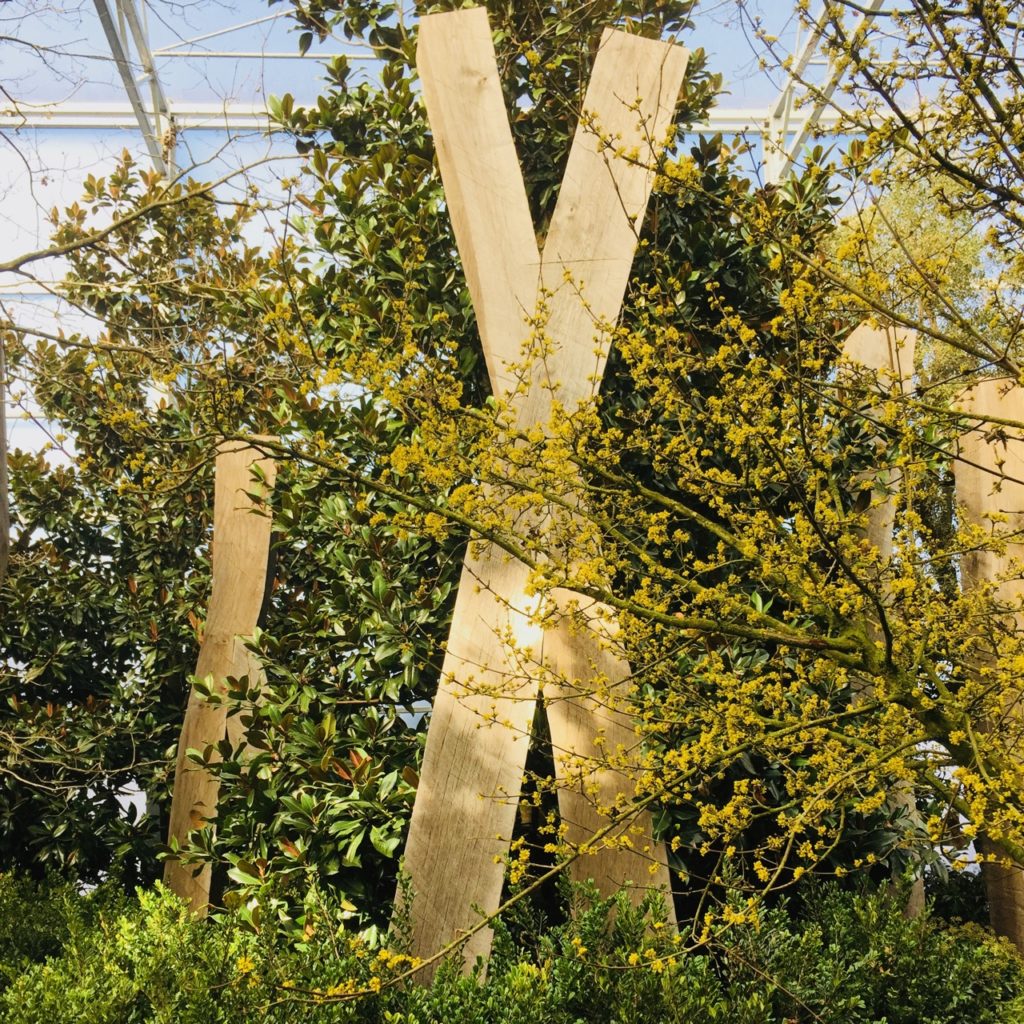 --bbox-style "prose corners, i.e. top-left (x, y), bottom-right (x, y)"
top-left (164, 440), bottom-right (275, 912)
top-left (840, 324), bottom-right (923, 915)
top-left (953, 378), bottom-right (1024, 949)
top-left (841, 323), bottom-right (915, 563)
top-left (402, 7), bottom-right (686, 969)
